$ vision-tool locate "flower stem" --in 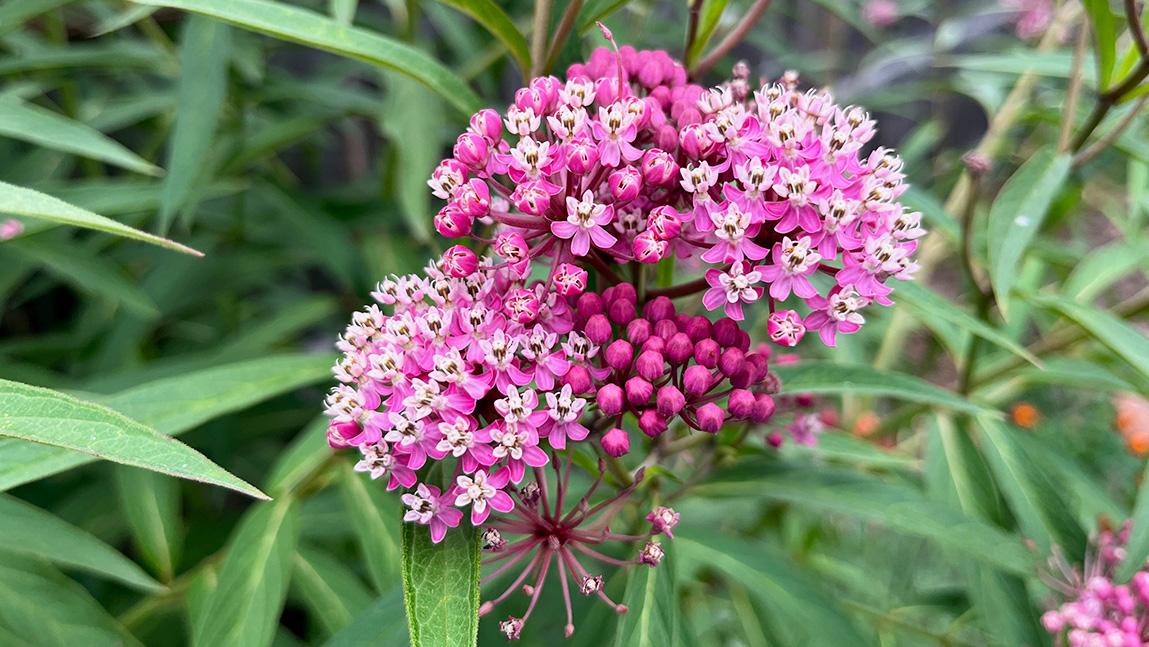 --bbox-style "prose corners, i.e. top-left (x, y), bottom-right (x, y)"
top-left (690, 0), bottom-right (772, 78)
top-left (530, 0), bottom-right (553, 78)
